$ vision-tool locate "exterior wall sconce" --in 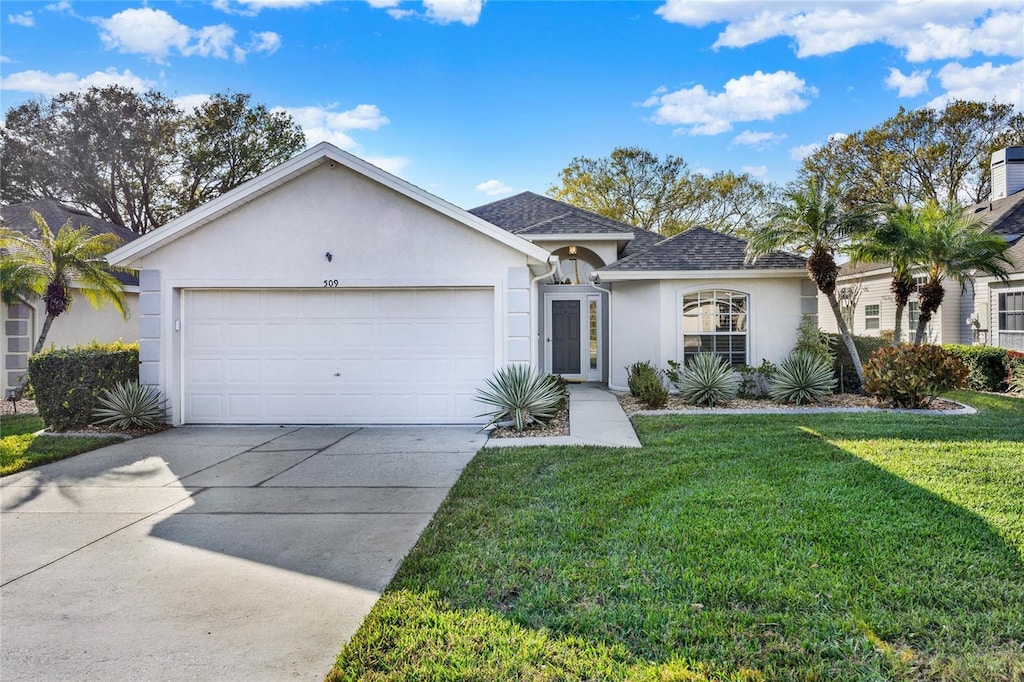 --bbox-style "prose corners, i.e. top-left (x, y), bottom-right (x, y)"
top-left (568, 245), bottom-right (578, 256)
top-left (325, 252), bottom-right (333, 262)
